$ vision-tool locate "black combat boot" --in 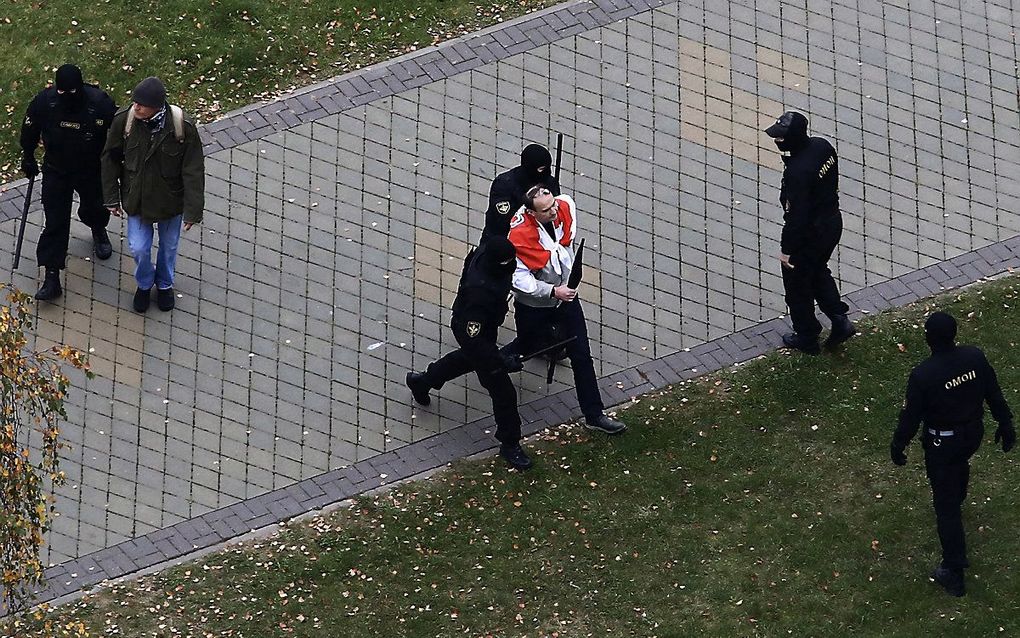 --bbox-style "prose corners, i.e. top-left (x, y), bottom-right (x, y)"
top-left (782, 332), bottom-right (821, 355)
top-left (405, 371), bottom-right (431, 406)
top-left (157, 287), bottom-right (175, 311)
top-left (499, 443), bottom-right (533, 471)
top-left (92, 227), bottom-right (113, 260)
top-left (585, 414), bottom-right (627, 435)
top-left (931, 565), bottom-right (965, 597)
top-left (825, 314), bottom-right (857, 349)
top-left (133, 287), bottom-right (151, 313)
top-left (34, 268), bottom-right (62, 301)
